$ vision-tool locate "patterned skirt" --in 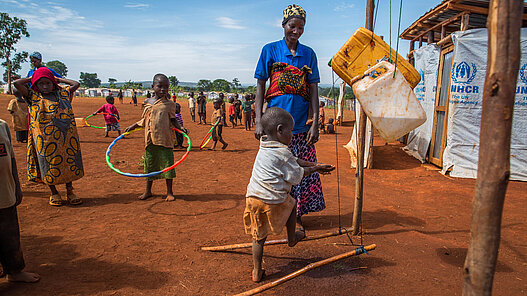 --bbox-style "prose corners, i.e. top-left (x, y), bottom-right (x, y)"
top-left (288, 132), bottom-right (325, 217)
top-left (144, 144), bottom-right (176, 180)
